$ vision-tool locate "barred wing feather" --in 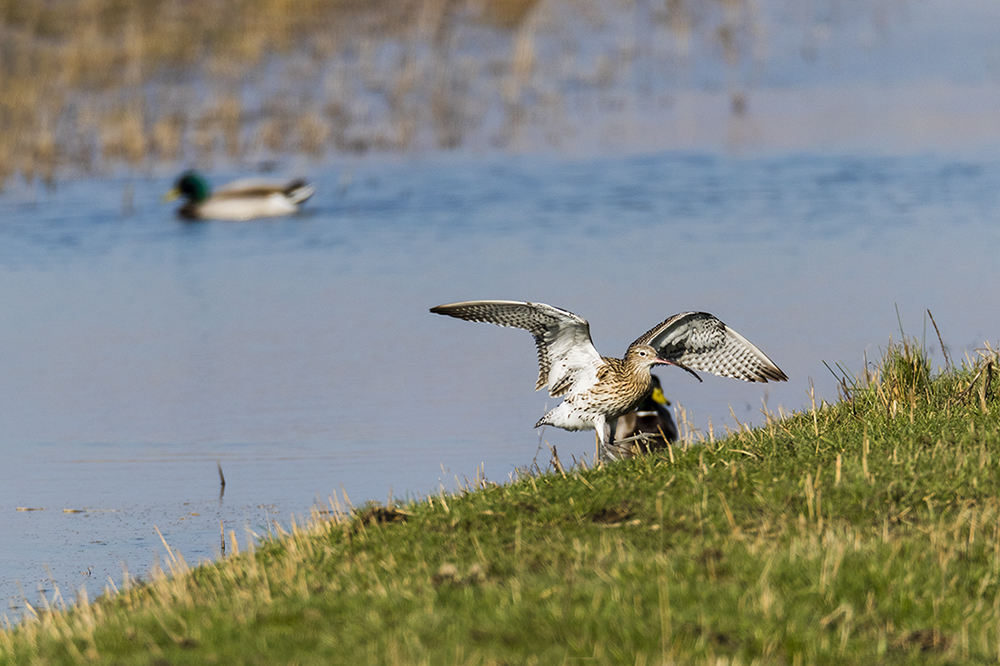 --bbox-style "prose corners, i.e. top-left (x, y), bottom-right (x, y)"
top-left (632, 312), bottom-right (787, 383)
top-left (430, 300), bottom-right (604, 397)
